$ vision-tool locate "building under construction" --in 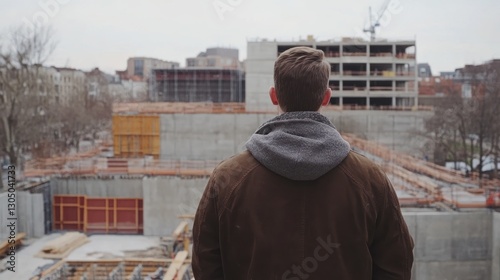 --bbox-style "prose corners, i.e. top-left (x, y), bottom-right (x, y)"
top-left (246, 37), bottom-right (418, 110)
top-left (149, 68), bottom-right (245, 103)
